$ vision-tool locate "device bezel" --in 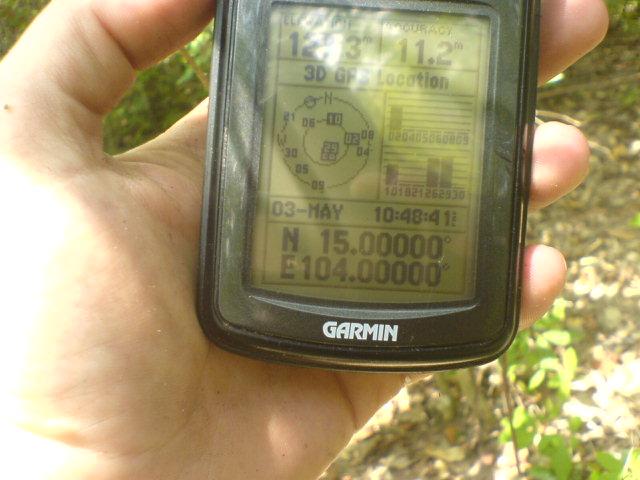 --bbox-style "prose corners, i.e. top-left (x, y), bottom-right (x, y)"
top-left (198, 0), bottom-right (539, 371)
